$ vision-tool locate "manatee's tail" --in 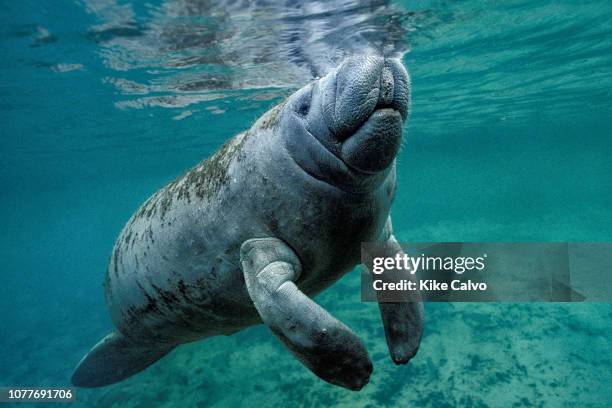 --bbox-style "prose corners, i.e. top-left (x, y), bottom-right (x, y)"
top-left (71, 331), bottom-right (174, 387)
